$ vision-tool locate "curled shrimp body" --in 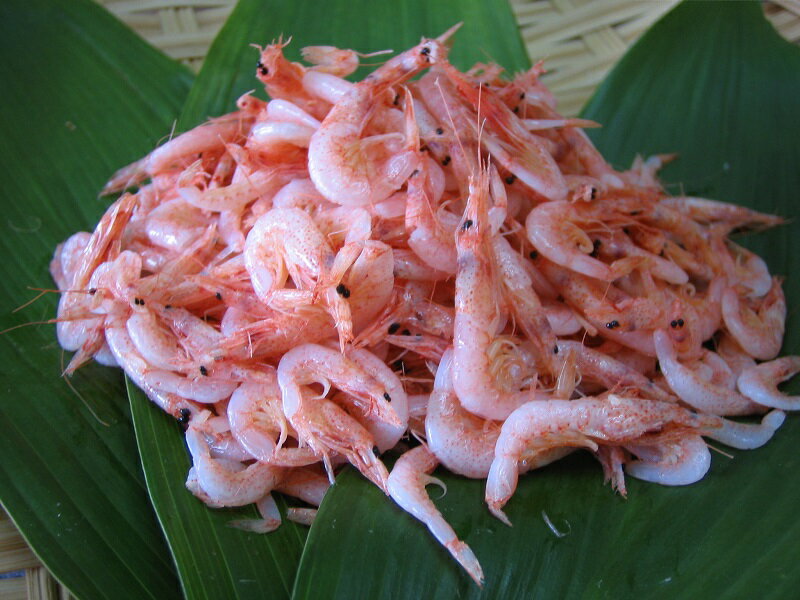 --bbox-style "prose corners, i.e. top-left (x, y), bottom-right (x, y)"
top-left (277, 343), bottom-right (400, 489)
top-left (228, 380), bottom-right (320, 466)
top-left (185, 427), bottom-right (284, 506)
top-left (387, 445), bottom-right (484, 586)
top-left (308, 35), bottom-right (451, 206)
top-left (653, 330), bottom-right (759, 416)
top-left (335, 347), bottom-right (409, 453)
top-left (485, 395), bottom-right (720, 525)
top-left (703, 410), bottom-right (785, 449)
top-left (721, 278), bottom-right (786, 360)
top-left (738, 356), bottom-right (800, 410)
top-left (625, 434), bottom-right (711, 486)
top-left (526, 201), bottom-right (630, 282)
top-left (425, 350), bottom-right (499, 478)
